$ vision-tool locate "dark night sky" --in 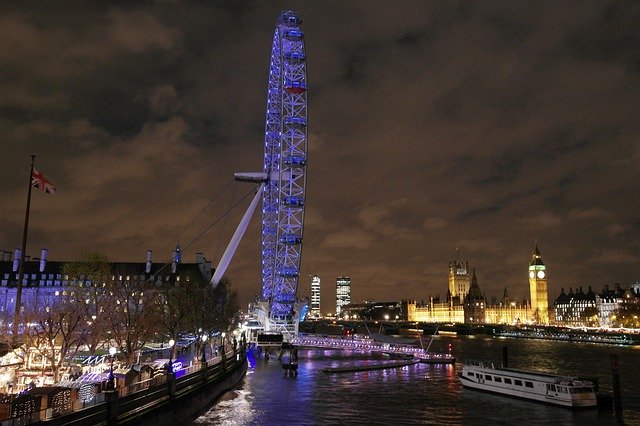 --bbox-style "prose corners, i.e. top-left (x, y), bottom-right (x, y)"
top-left (1, 1), bottom-right (639, 313)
